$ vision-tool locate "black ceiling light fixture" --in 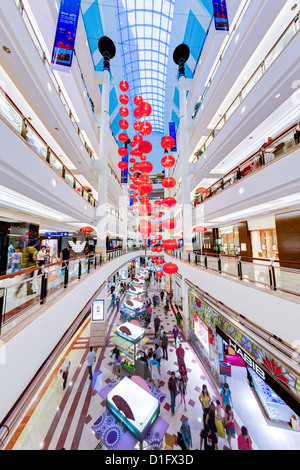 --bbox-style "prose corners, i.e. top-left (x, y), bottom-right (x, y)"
top-left (98, 36), bottom-right (116, 73)
top-left (173, 43), bottom-right (190, 78)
